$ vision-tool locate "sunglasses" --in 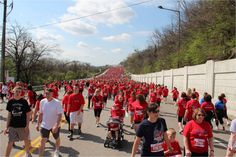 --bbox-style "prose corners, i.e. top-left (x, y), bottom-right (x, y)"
top-left (152, 110), bottom-right (160, 113)
top-left (197, 114), bottom-right (205, 117)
